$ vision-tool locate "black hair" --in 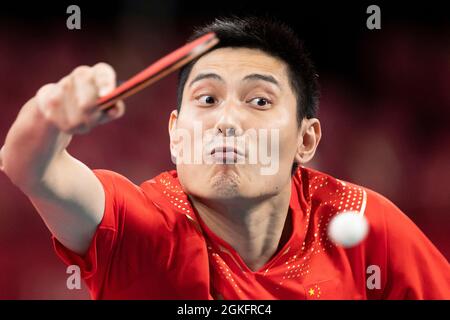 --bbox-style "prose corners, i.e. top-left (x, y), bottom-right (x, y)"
top-left (176, 16), bottom-right (320, 174)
